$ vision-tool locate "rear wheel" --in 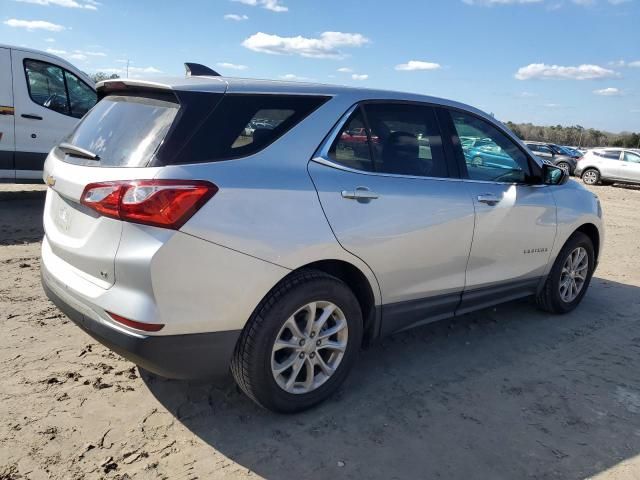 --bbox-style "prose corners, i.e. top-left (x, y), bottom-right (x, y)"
top-left (231, 270), bottom-right (362, 413)
top-left (582, 168), bottom-right (600, 185)
top-left (536, 232), bottom-right (595, 314)
top-left (557, 162), bottom-right (571, 175)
